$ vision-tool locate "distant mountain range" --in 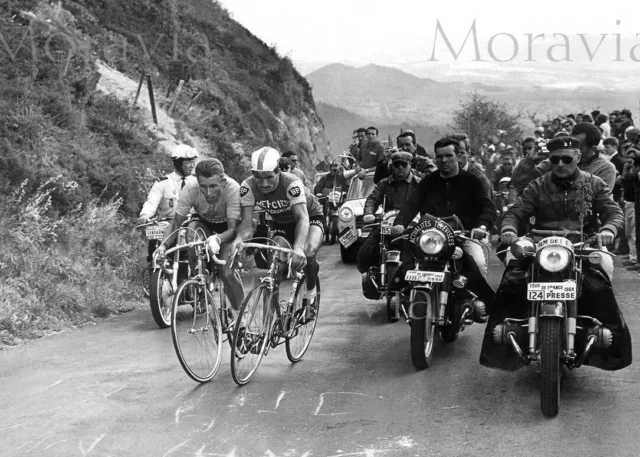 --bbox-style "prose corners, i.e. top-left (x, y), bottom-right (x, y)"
top-left (316, 102), bottom-right (443, 156)
top-left (307, 63), bottom-right (640, 127)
